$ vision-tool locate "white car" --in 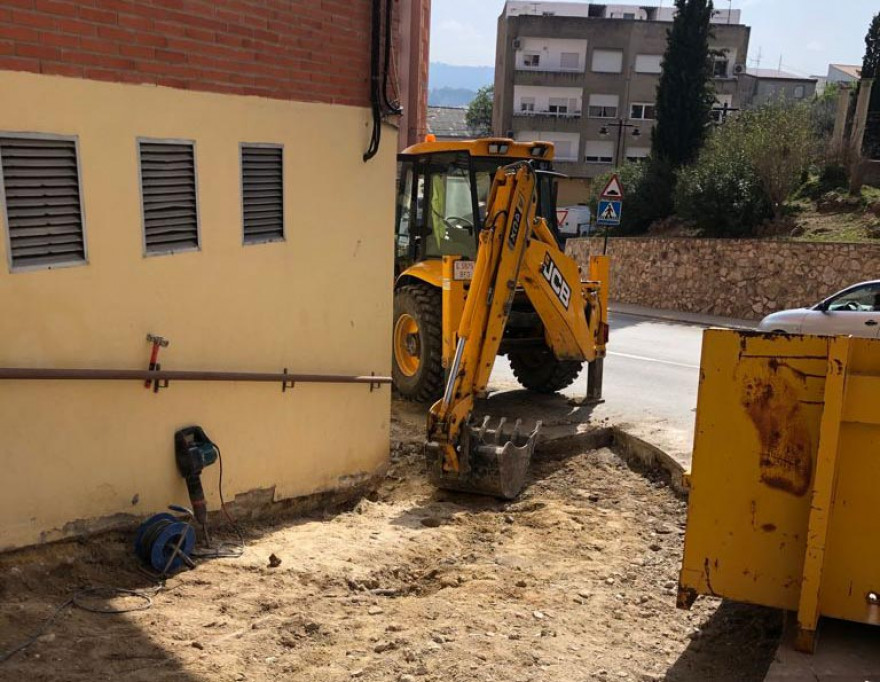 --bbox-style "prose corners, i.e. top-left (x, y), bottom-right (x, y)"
top-left (758, 280), bottom-right (880, 337)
